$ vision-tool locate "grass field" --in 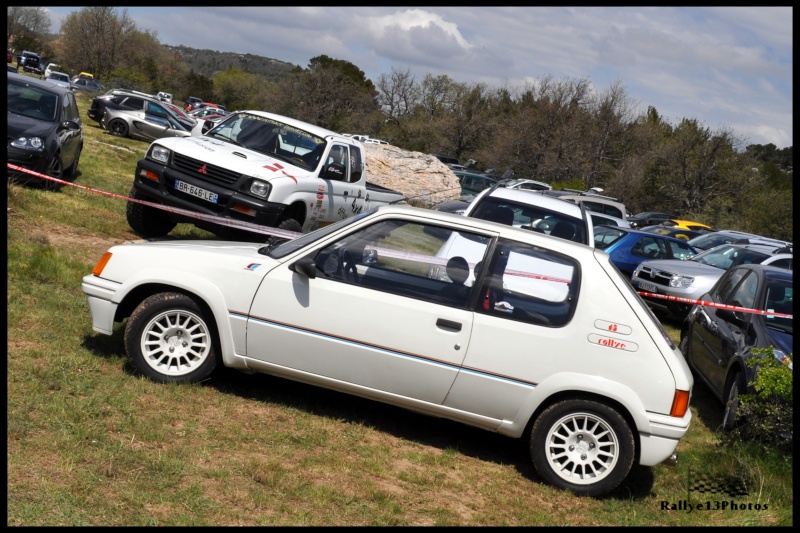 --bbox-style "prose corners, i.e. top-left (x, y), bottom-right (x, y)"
top-left (6, 86), bottom-right (793, 526)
